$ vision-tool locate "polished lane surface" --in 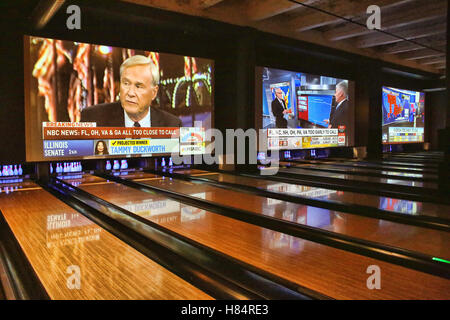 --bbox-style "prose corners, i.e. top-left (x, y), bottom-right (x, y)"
top-left (0, 180), bottom-right (211, 300)
top-left (65, 173), bottom-right (450, 299)
top-left (192, 170), bottom-right (449, 221)
top-left (126, 171), bottom-right (450, 260)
